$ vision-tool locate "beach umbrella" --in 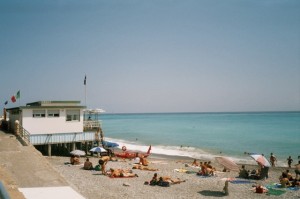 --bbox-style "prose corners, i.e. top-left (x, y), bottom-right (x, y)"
top-left (89, 146), bottom-right (107, 153)
top-left (249, 154), bottom-right (271, 167)
top-left (215, 156), bottom-right (240, 172)
top-left (70, 150), bottom-right (86, 156)
top-left (102, 140), bottom-right (119, 148)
